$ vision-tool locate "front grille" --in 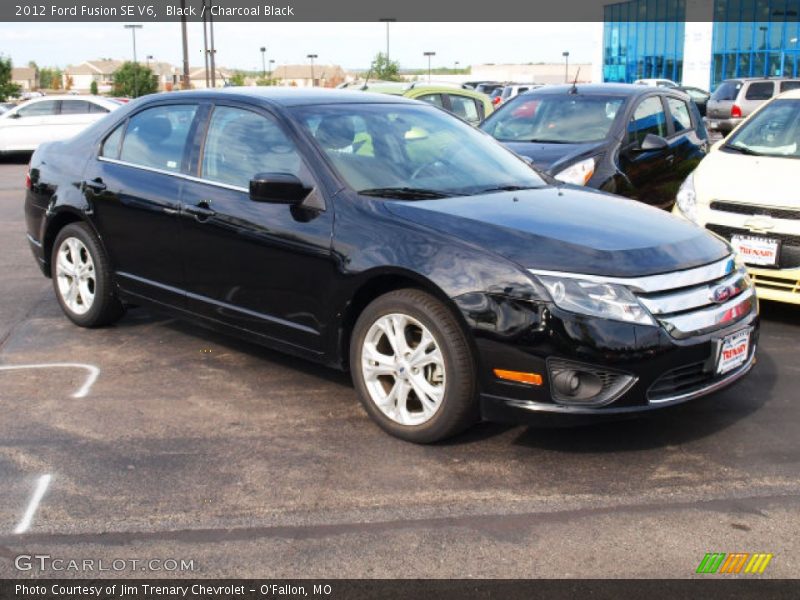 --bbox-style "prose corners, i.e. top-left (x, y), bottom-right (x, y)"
top-left (710, 201), bottom-right (800, 221)
top-left (706, 224), bottom-right (800, 269)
